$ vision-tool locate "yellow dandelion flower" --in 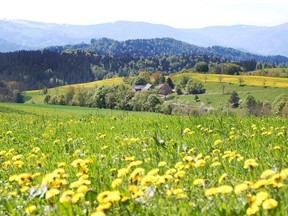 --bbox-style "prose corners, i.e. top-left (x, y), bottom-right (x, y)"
top-left (8, 191), bottom-right (17, 196)
top-left (57, 162), bottom-right (66, 167)
top-left (174, 170), bottom-right (185, 179)
top-left (218, 173), bottom-right (228, 183)
top-left (237, 156), bottom-right (244, 161)
top-left (110, 168), bottom-right (117, 173)
top-left (195, 153), bottom-right (203, 160)
top-left (193, 178), bottom-right (204, 186)
top-left (97, 191), bottom-right (121, 204)
top-left (128, 185), bottom-right (138, 194)
top-left (53, 168), bottom-right (66, 176)
top-left (214, 139), bottom-right (222, 146)
top-left (261, 169), bottom-right (276, 179)
top-left (96, 202), bottom-right (111, 212)
top-left (77, 185), bottom-right (89, 193)
top-left (121, 196), bottom-right (130, 202)
top-left (71, 159), bottom-right (85, 167)
top-left (127, 160), bottom-right (143, 170)
top-left (205, 187), bottom-right (218, 196)
top-left (9, 175), bottom-right (18, 182)
top-left (244, 159), bottom-right (259, 169)
top-left (246, 205), bottom-right (259, 216)
top-left (16, 173), bottom-right (32, 185)
top-left (72, 192), bottom-right (84, 203)
top-left (157, 174), bottom-right (173, 184)
top-left (124, 156), bottom-right (135, 162)
top-left (248, 195), bottom-right (263, 207)
top-left (176, 193), bottom-right (188, 199)
top-left (13, 160), bottom-right (24, 168)
top-left (32, 172), bottom-right (41, 178)
top-left (273, 146), bottom-right (281, 150)
top-left (0, 150), bottom-right (7, 156)
top-left (70, 180), bottom-right (83, 189)
top-left (172, 188), bottom-right (184, 195)
top-left (158, 161), bottom-right (167, 167)
top-left (188, 148), bottom-right (196, 154)
top-left (211, 161), bottom-right (221, 167)
top-left (20, 186), bottom-right (30, 193)
top-left (32, 147), bottom-right (41, 153)
top-left (60, 190), bottom-right (74, 203)
top-left (280, 168), bottom-right (288, 178)
top-left (12, 154), bottom-right (23, 161)
top-left (25, 205), bottom-right (36, 215)
top-left (147, 168), bottom-right (159, 176)
top-left (67, 137), bottom-right (73, 143)
top-left (195, 159), bottom-right (206, 167)
top-left (165, 168), bottom-right (177, 175)
top-left (182, 156), bottom-right (193, 162)
top-left (175, 162), bottom-right (184, 170)
top-left (183, 128), bottom-right (194, 135)
top-left (101, 145), bottom-right (108, 150)
top-left (256, 191), bottom-right (269, 201)
top-left (217, 185), bottom-right (233, 194)
top-left (117, 168), bottom-right (129, 177)
top-left (6, 130), bottom-right (13, 135)
top-left (141, 175), bottom-right (157, 186)
top-left (185, 161), bottom-right (195, 169)
top-left (129, 168), bottom-right (145, 183)
top-left (133, 190), bottom-right (145, 198)
top-left (53, 139), bottom-right (60, 145)
top-left (251, 179), bottom-right (270, 189)
top-left (111, 178), bottom-right (122, 188)
top-left (234, 183), bottom-right (248, 194)
top-left (212, 149), bottom-right (221, 155)
top-left (166, 189), bottom-right (173, 197)
top-left (45, 188), bottom-right (60, 200)
top-left (262, 198), bottom-right (278, 210)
